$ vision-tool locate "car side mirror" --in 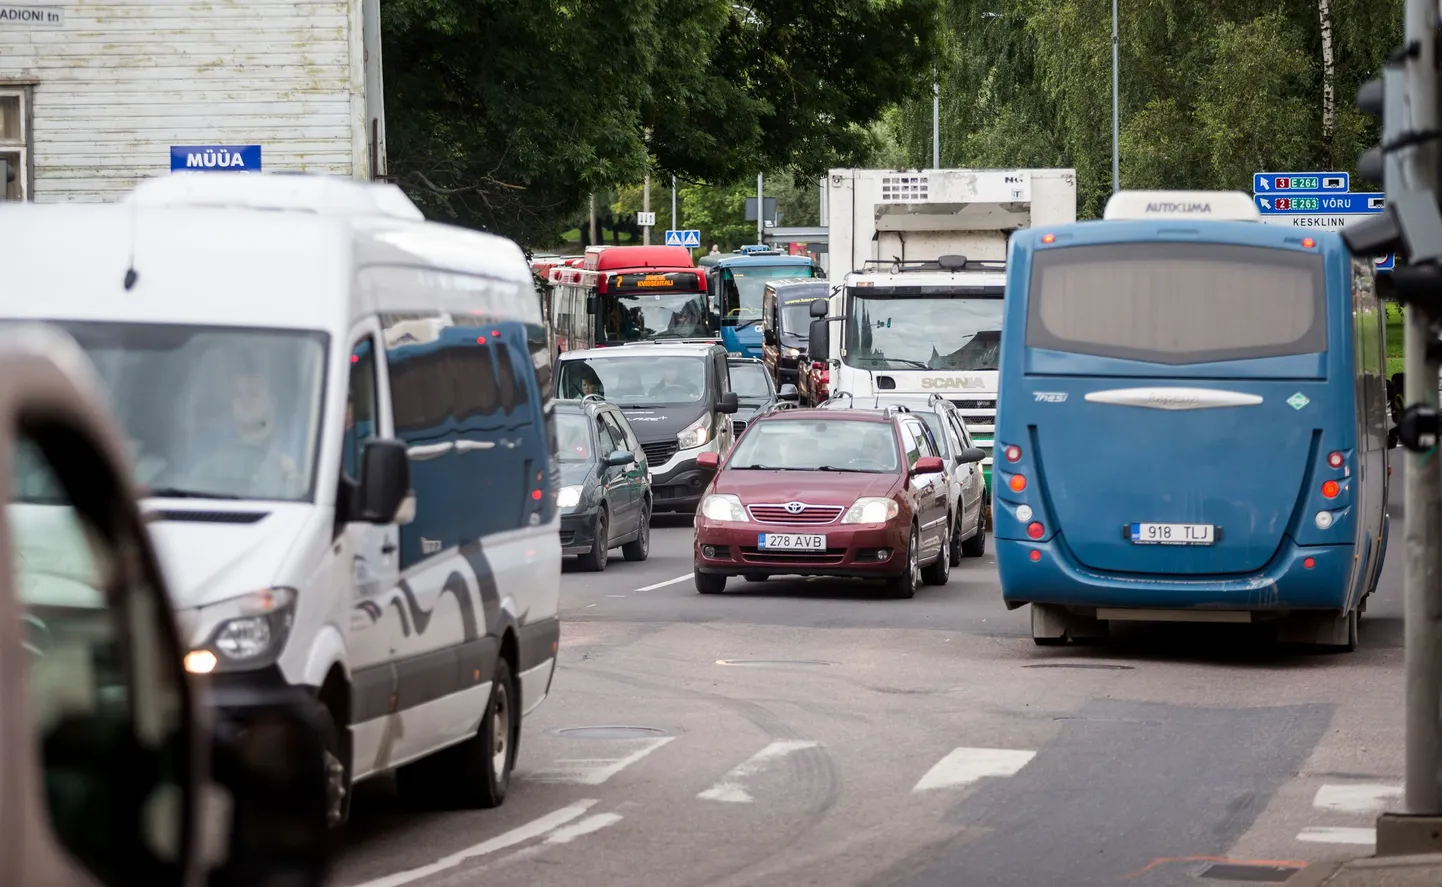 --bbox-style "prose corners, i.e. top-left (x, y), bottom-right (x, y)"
top-left (764, 328), bottom-right (777, 346)
top-left (809, 298), bottom-right (828, 318)
top-left (778, 383), bottom-right (799, 401)
top-left (604, 449), bottom-right (635, 467)
top-left (958, 447), bottom-right (986, 464)
top-left (357, 438), bottom-right (410, 523)
top-left (808, 319), bottom-right (829, 363)
top-left (912, 455), bottom-right (945, 476)
top-left (207, 692), bottom-right (331, 887)
top-left (697, 451), bottom-right (720, 469)
top-left (718, 391), bottom-right (740, 414)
